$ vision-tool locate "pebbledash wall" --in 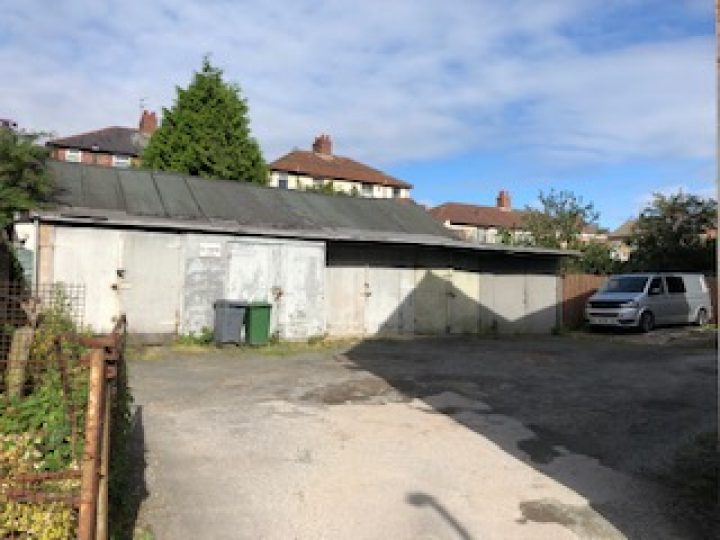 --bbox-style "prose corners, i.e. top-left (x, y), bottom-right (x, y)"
top-left (16, 223), bottom-right (562, 339)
